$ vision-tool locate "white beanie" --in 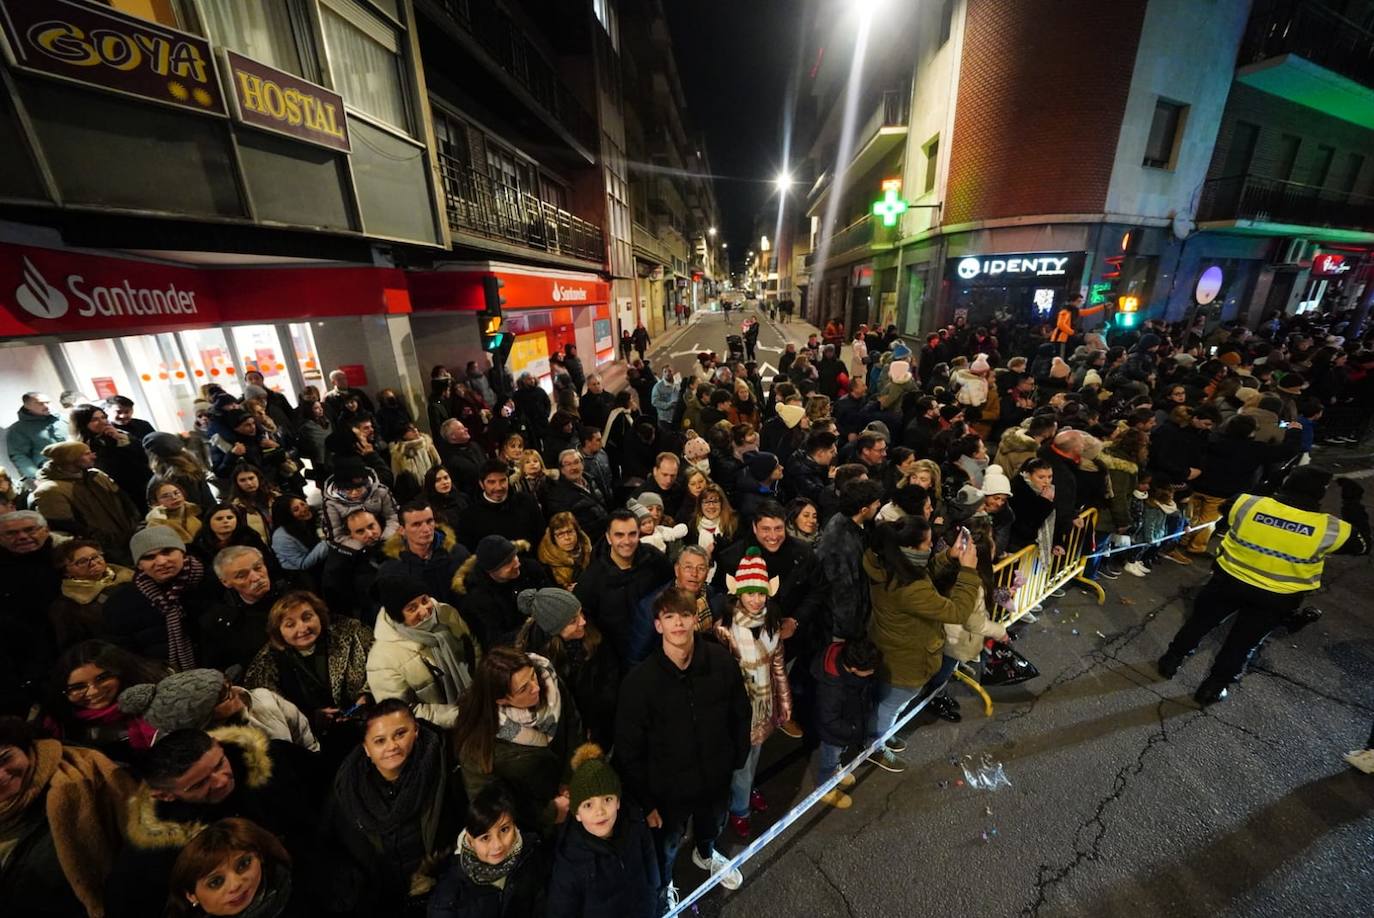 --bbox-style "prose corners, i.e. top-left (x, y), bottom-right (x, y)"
top-left (776, 403), bottom-right (806, 429)
top-left (971, 354), bottom-right (990, 374)
top-left (982, 464), bottom-right (1012, 496)
top-left (1083, 369), bottom-right (1103, 388)
top-left (888, 360), bottom-right (912, 384)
